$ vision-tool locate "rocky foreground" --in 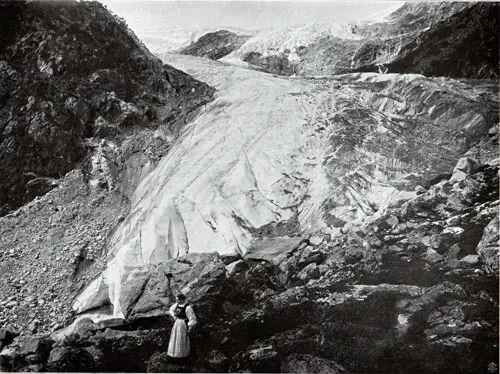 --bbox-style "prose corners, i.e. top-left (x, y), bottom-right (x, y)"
top-left (0, 1), bottom-right (499, 373)
top-left (1, 155), bottom-right (498, 373)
